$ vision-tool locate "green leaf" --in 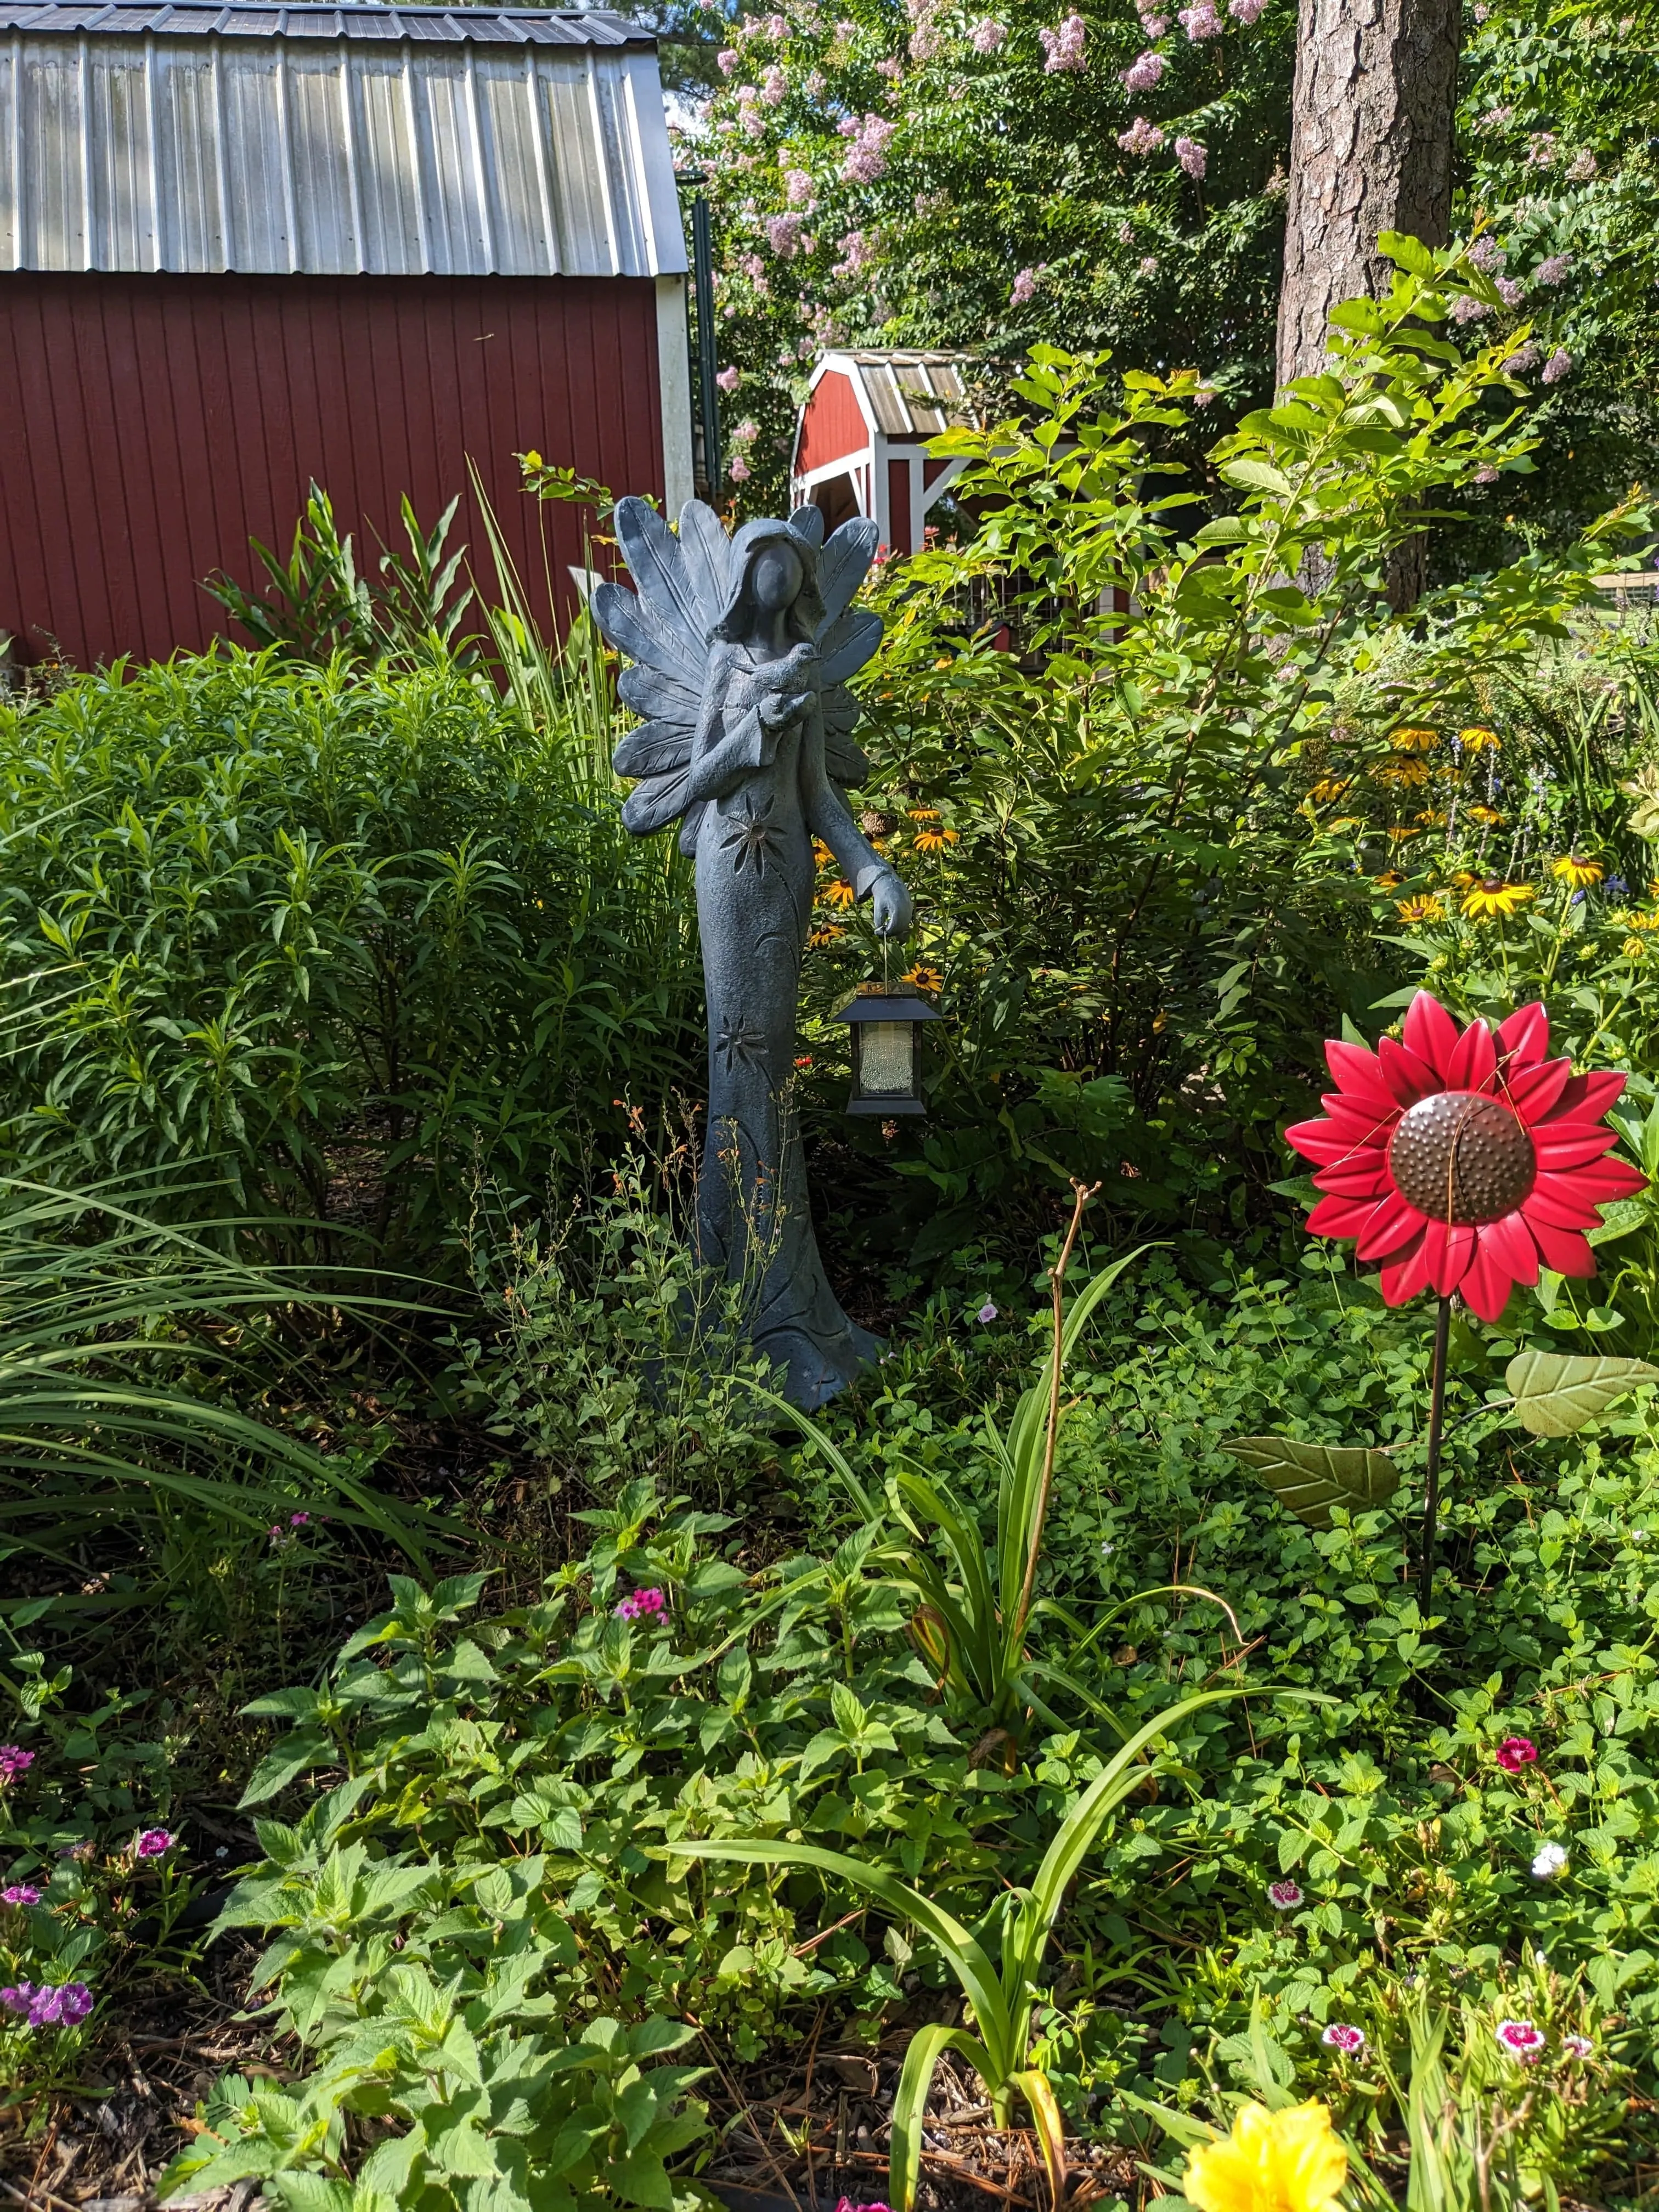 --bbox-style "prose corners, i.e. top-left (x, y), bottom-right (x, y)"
top-left (1505, 1350), bottom-right (1659, 1436)
top-left (1218, 459), bottom-right (1295, 499)
top-left (238, 1730), bottom-right (335, 1808)
top-left (1222, 1437), bottom-right (1399, 1530)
